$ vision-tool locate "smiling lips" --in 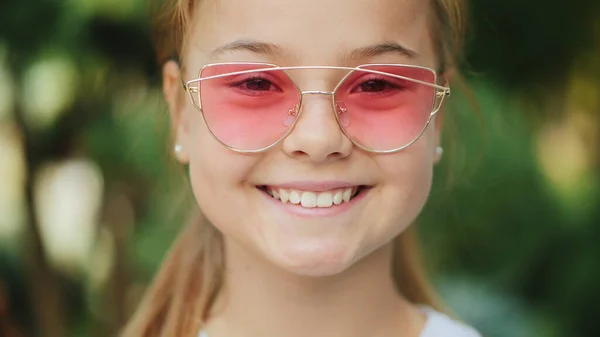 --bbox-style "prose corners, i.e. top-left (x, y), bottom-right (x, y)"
top-left (263, 186), bottom-right (362, 208)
